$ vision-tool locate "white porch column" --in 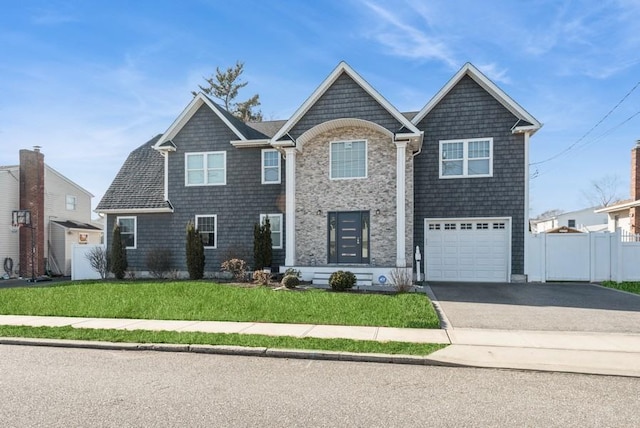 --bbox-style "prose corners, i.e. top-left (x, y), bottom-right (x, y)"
top-left (395, 140), bottom-right (407, 267)
top-left (284, 147), bottom-right (297, 266)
